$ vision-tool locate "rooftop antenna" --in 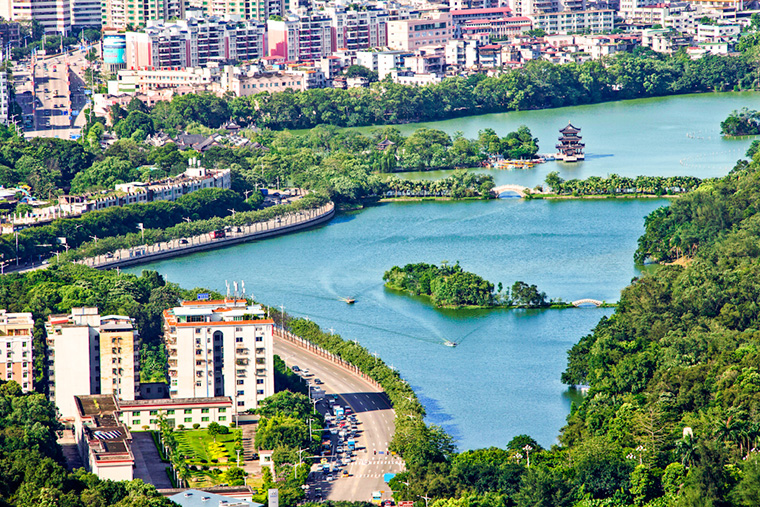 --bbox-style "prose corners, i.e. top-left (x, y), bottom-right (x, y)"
top-left (233, 281), bottom-right (239, 300)
top-left (241, 280), bottom-right (246, 299)
top-left (225, 280), bottom-right (230, 299)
